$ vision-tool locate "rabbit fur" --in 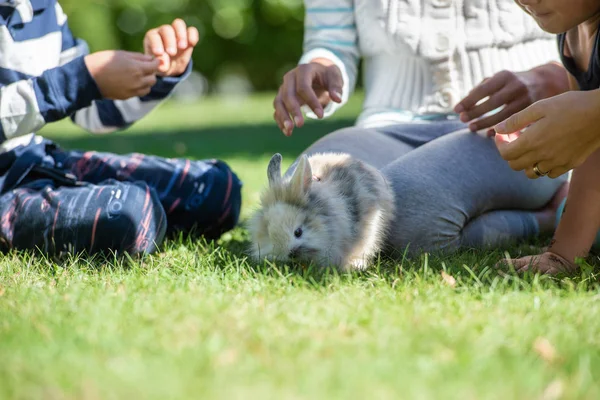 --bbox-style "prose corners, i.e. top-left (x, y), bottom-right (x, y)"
top-left (248, 152), bottom-right (395, 271)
